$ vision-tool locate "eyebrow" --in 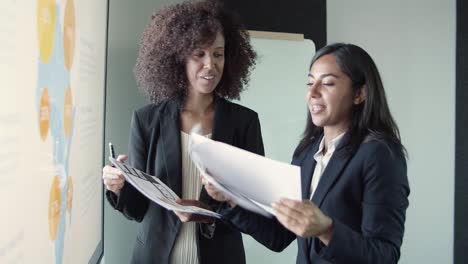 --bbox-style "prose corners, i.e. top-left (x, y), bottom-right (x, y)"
top-left (308, 73), bottom-right (340, 79)
top-left (193, 46), bottom-right (225, 51)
